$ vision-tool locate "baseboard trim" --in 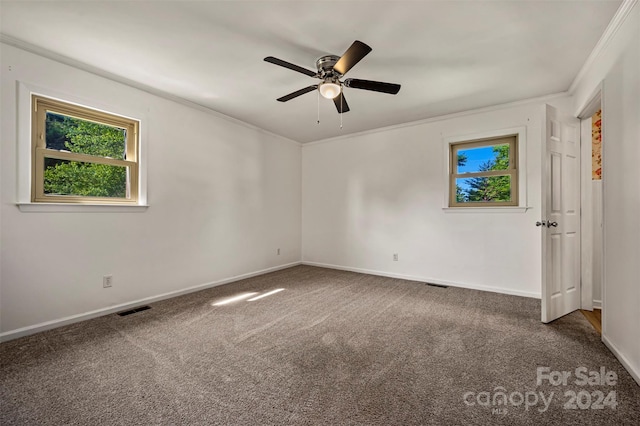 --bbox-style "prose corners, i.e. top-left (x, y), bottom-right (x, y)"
top-left (602, 334), bottom-right (640, 386)
top-left (593, 299), bottom-right (602, 309)
top-left (302, 261), bottom-right (541, 299)
top-left (0, 261), bottom-right (302, 343)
